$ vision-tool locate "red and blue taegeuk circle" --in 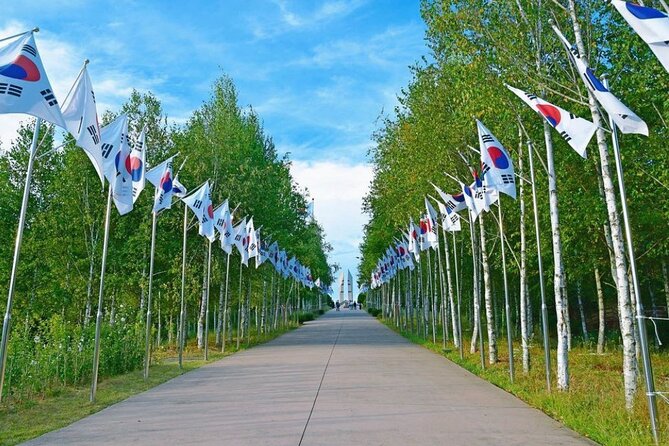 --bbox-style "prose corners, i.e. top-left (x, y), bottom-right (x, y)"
top-left (536, 104), bottom-right (562, 127)
top-left (0, 55), bottom-right (40, 82)
top-left (487, 146), bottom-right (510, 169)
